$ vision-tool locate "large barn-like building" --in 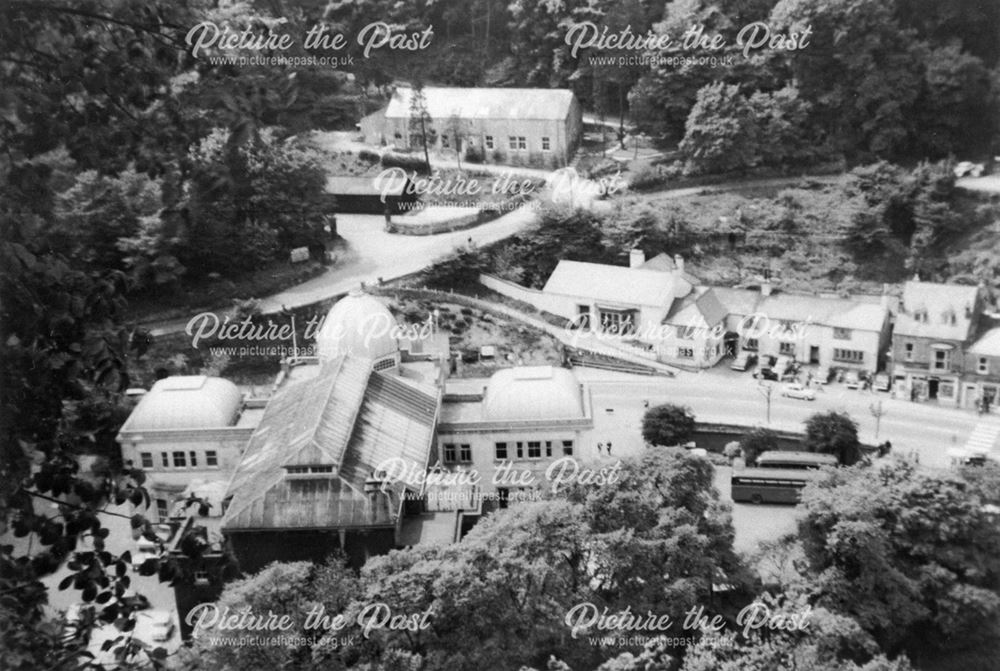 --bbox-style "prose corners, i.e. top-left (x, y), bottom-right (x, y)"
top-left (359, 87), bottom-right (583, 168)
